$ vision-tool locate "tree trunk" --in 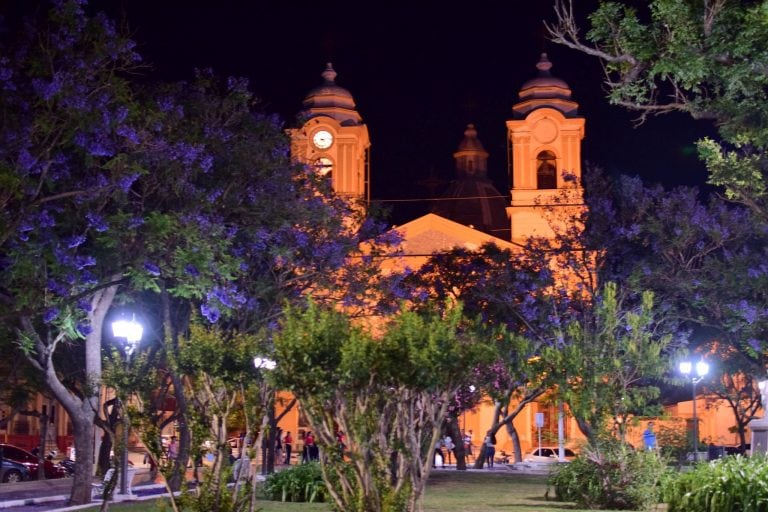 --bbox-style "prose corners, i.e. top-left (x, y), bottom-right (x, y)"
top-left (506, 423), bottom-right (523, 463)
top-left (37, 412), bottom-right (48, 480)
top-left (22, 284), bottom-right (118, 505)
top-left (160, 285), bottom-right (191, 492)
top-left (167, 372), bottom-right (190, 492)
top-left (69, 409), bottom-right (97, 504)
